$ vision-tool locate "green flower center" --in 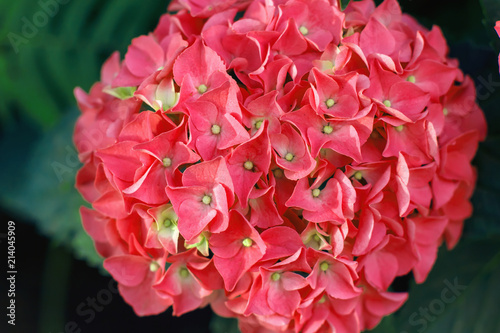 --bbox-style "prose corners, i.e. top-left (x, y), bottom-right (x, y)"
top-left (179, 267), bottom-right (189, 278)
top-left (163, 219), bottom-right (172, 228)
top-left (149, 261), bottom-right (160, 272)
top-left (197, 84), bottom-right (208, 94)
top-left (244, 161), bottom-right (254, 171)
top-left (299, 26), bottom-right (309, 35)
top-left (323, 125), bottom-right (333, 134)
top-left (255, 119), bottom-right (263, 129)
top-left (312, 188), bottom-right (321, 197)
top-left (285, 153), bottom-right (294, 161)
top-left (320, 261), bottom-right (329, 272)
top-left (407, 75), bottom-right (416, 83)
top-left (353, 171), bottom-right (363, 180)
top-left (383, 100), bottom-right (392, 108)
top-left (162, 157), bottom-right (172, 167)
top-left (271, 272), bottom-right (281, 281)
top-left (395, 125), bottom-right (404, 132)
top-left (443, 108), bottom-right (449, 116)
top-left (325, 98), bottom-right (335, 108)
top-left (202, 195), bottom-right (212, 205)
top-left (242, 238), bottom-right (253, 247)
top-left (211, 124), bottom-right (221, 135)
